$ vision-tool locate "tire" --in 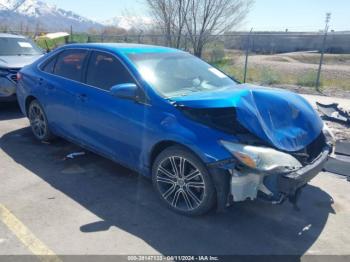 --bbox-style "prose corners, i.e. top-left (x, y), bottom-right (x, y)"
top-left (28, 99), bottom-right (54, 142)
top-left (152, 145), bottom-right (216, 216)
